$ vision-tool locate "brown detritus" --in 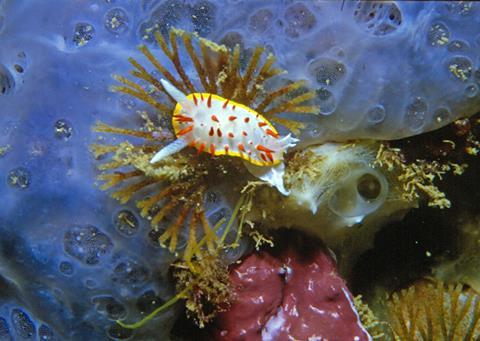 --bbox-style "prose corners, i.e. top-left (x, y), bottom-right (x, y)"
top-left (453, 118), bottom-right (472, 137)
top-left (392, 112), bottom-right (480, 163)
top-left (374, 143), bottom-right (466, 209)
top-left (172, 254), bottom-right (232, 328)
top-left (249, 229), bottom-right (274, 250)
